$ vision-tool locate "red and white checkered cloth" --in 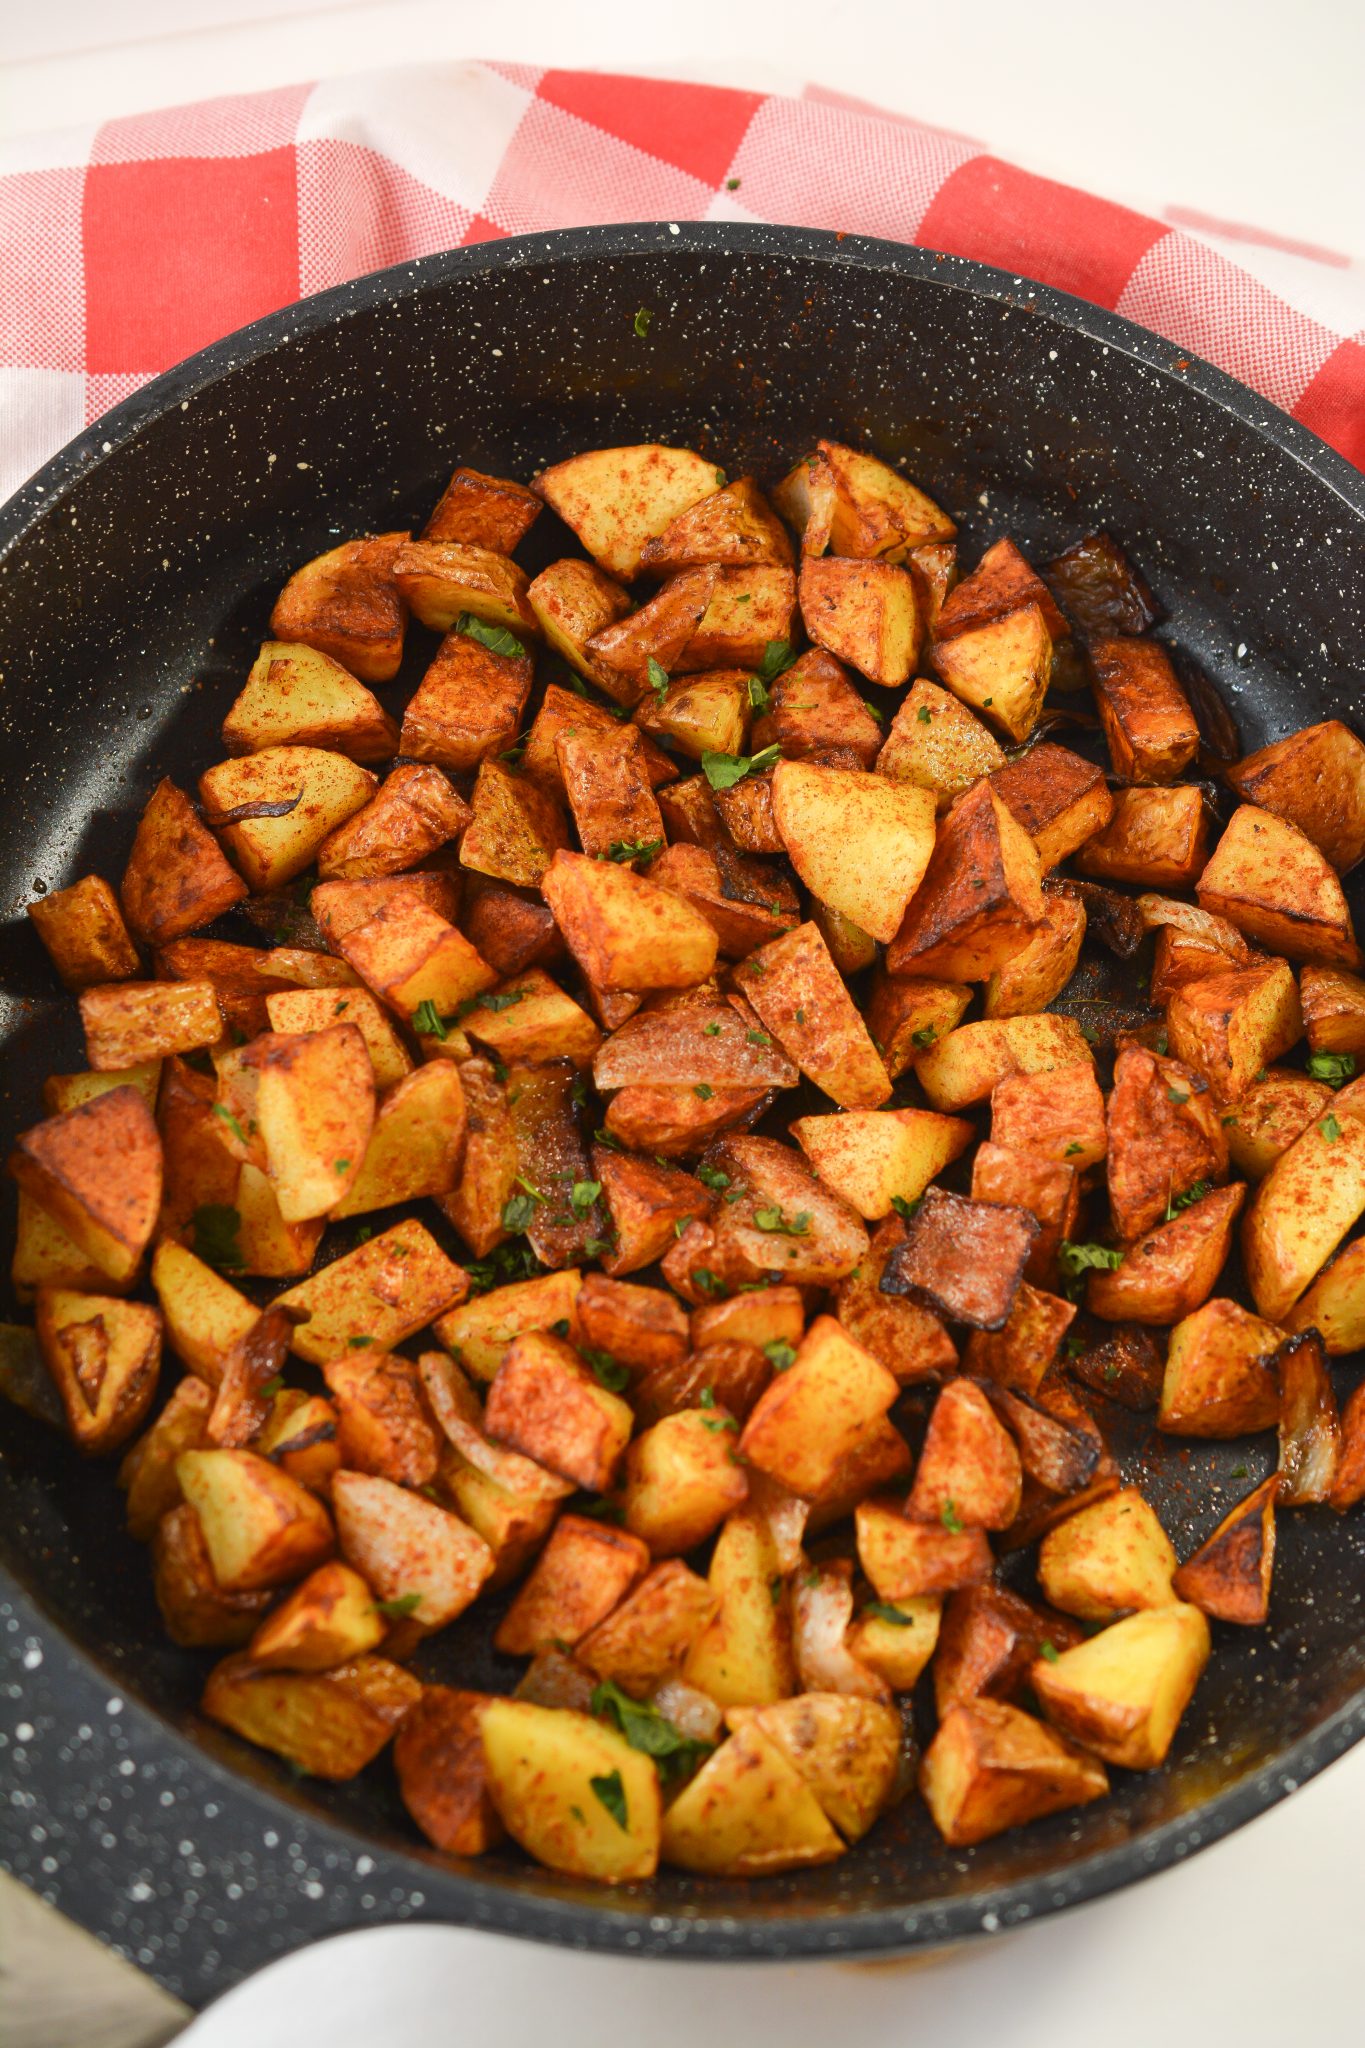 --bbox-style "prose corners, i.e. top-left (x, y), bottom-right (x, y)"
top-left (3, 61), bottom-right (1363, 504)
